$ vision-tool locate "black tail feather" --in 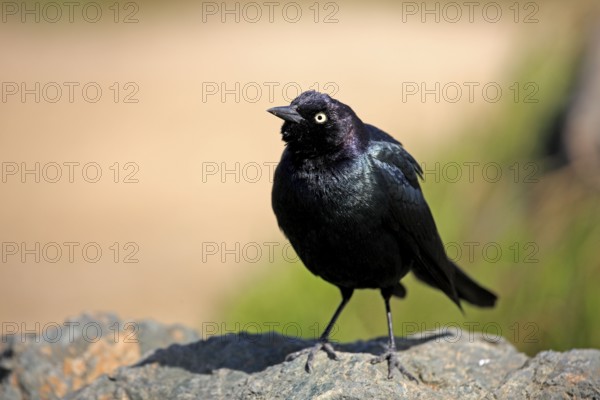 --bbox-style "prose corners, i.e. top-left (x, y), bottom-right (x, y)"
top-left (411, 259), bottom-right (497, 309)
top-left (451, 261), bottom-right (497, 308)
